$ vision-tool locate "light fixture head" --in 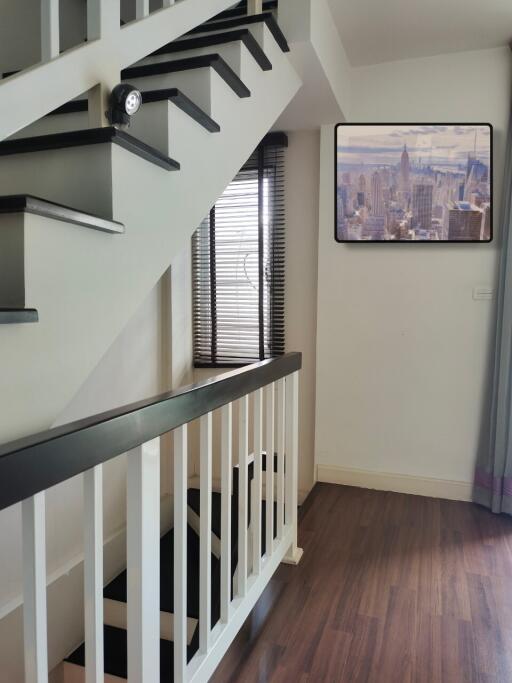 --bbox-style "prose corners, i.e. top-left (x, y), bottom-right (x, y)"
top-left (108, 83), bottom-right (142, 127)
